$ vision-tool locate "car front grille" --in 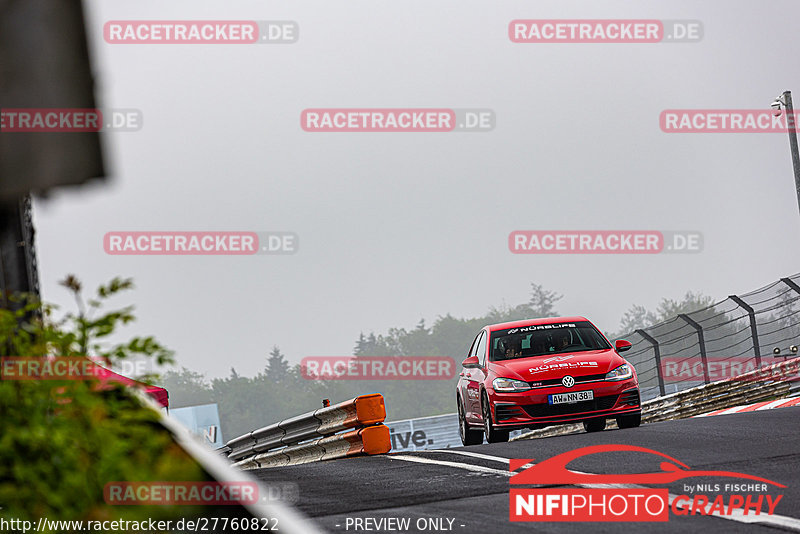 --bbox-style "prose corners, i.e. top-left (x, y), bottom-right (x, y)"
top-left (528, 373), bottom-right (607, 388)
top-left (521, 394), bottom-right (619, 418)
